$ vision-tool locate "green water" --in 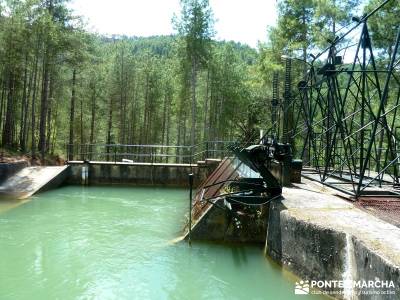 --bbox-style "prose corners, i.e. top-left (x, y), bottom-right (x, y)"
top-left (0, 186), bottom-right (325, 300)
